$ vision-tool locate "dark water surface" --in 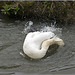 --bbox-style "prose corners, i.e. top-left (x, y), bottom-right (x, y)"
top-left (0, 15), bottom-right (75, 75)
